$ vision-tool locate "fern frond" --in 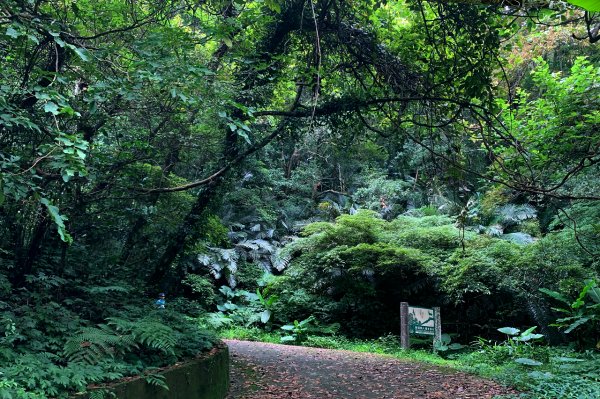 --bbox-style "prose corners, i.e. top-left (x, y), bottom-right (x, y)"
top-left (133, 321), bottom-right (176, 356)
top-left (208, 262), bottom-right (222, 279)
top-left (497, 204), bottom-right (537, 225)
top-left (197, 253), bottom-right (212, 266)
top-left (236, 240), bottom-right (259, 251)
top-left (145, 373), bottom-right (169, 391)
top-left (252, 239), bottom-right (274, 252)
top-left (270, 251), bottom-right (291, 271)
top-left (105, 317), bottom-right (177, 356)
top-left (227, 273), bottom-right (237, 288)
top-left (64, 325), bottom-right (136, 364)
